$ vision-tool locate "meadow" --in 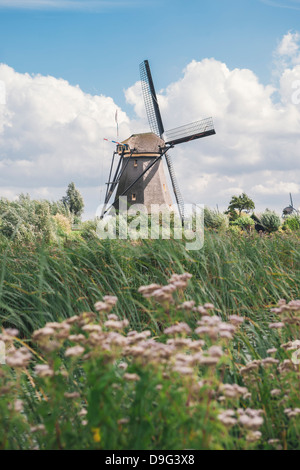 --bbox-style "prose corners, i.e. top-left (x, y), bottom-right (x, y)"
top-left (0, 227), bottom-right (299, 450)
